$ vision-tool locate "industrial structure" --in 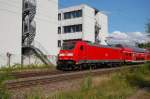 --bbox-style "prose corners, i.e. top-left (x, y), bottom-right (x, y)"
top-left (58, 4), bottom-right (108, 49)
top-left (0, 0), bottom-right (58, 66)
top-left (22, 0), bottom-right (58, 65)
